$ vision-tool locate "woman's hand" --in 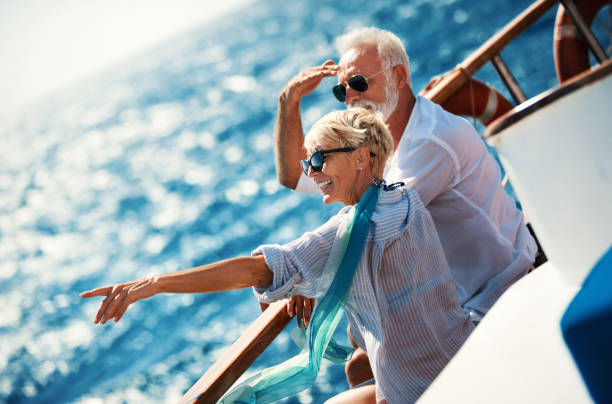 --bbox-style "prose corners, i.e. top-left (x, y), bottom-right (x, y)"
top-left (287, 295), bottom-right (315, 328)
top-left (80, 277), bottom-right (158, 324)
